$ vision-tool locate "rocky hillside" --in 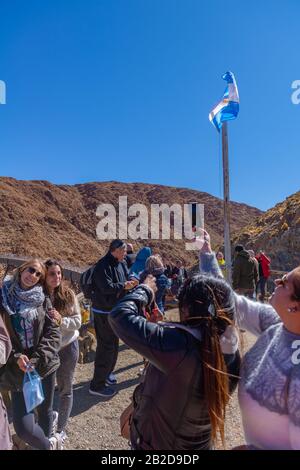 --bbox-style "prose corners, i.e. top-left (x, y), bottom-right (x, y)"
top-left (0, 177), bottom-right (262, 268)
top-left (233, 191), bottom-right (300, 271)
